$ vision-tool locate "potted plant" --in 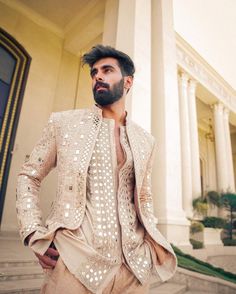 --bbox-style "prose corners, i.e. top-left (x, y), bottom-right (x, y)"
top-left (190, 221), bottom-right (204, 249)
top-left (191, 191), bottom-right (225, 247)
top-left (201, 216), bottom-right (226, 246)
